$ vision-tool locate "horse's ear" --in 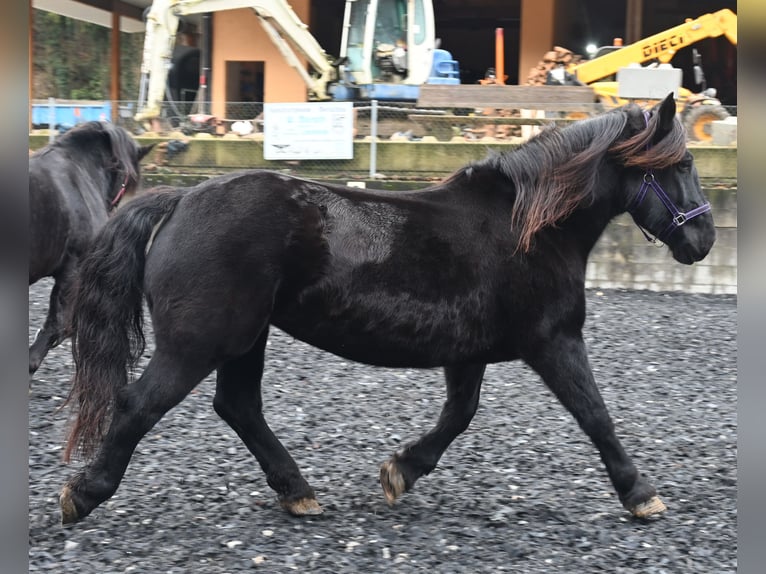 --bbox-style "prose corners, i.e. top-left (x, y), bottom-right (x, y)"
top-left (655, 93), bottom-right (677, 139)
top-left (138, 144), bottom-right (155, 161)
